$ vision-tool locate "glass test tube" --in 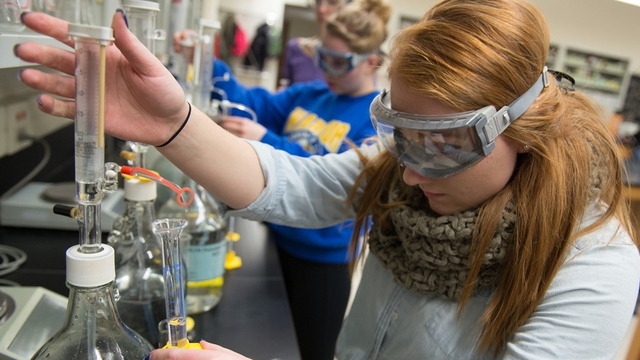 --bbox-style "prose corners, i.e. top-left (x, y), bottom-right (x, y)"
top-left (152, 218), bottom-right (189, 348)
top-left (68, 24), bottom-right (114, 253)
top-left (191, 18), bottom-right (220, 111)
